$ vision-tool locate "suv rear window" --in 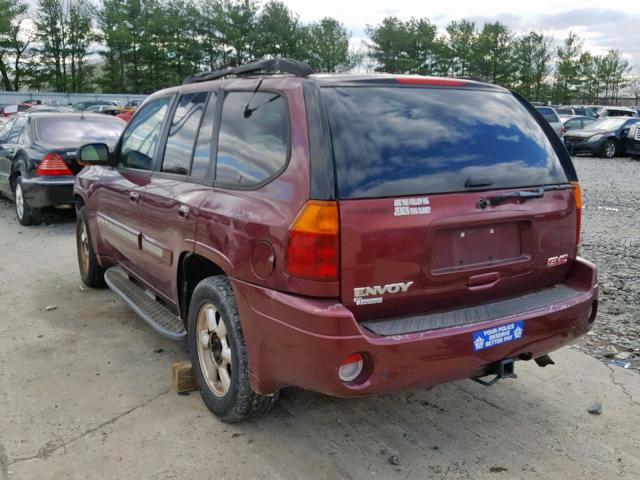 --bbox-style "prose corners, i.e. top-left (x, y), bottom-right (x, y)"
top-left (322, 87), bottom-right (568, 199)
top-left (536, 107), bottom-right (559, 123)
